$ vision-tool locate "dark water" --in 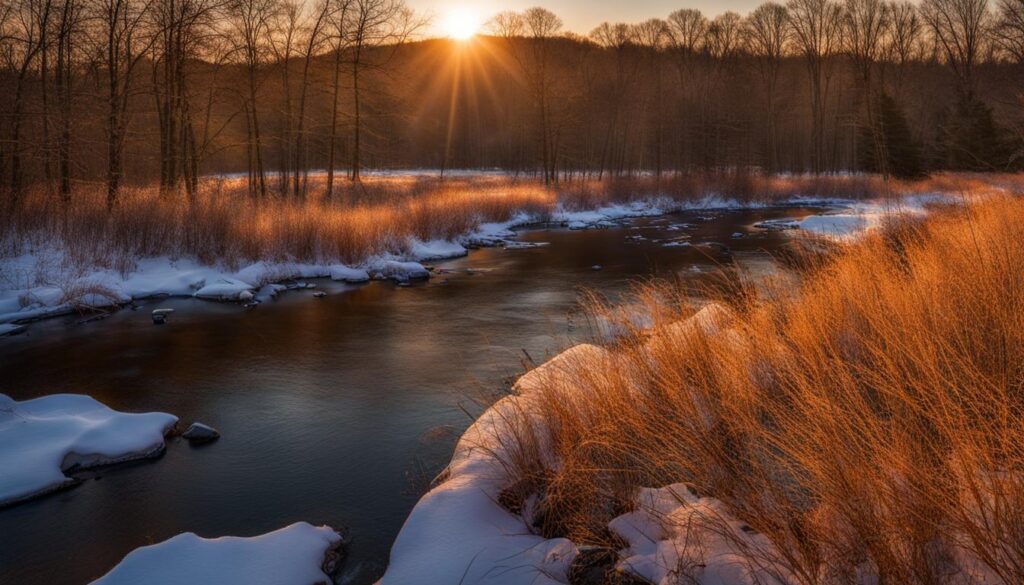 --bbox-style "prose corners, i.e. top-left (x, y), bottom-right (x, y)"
top-left (0, 208), bottom-right (816, 584)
